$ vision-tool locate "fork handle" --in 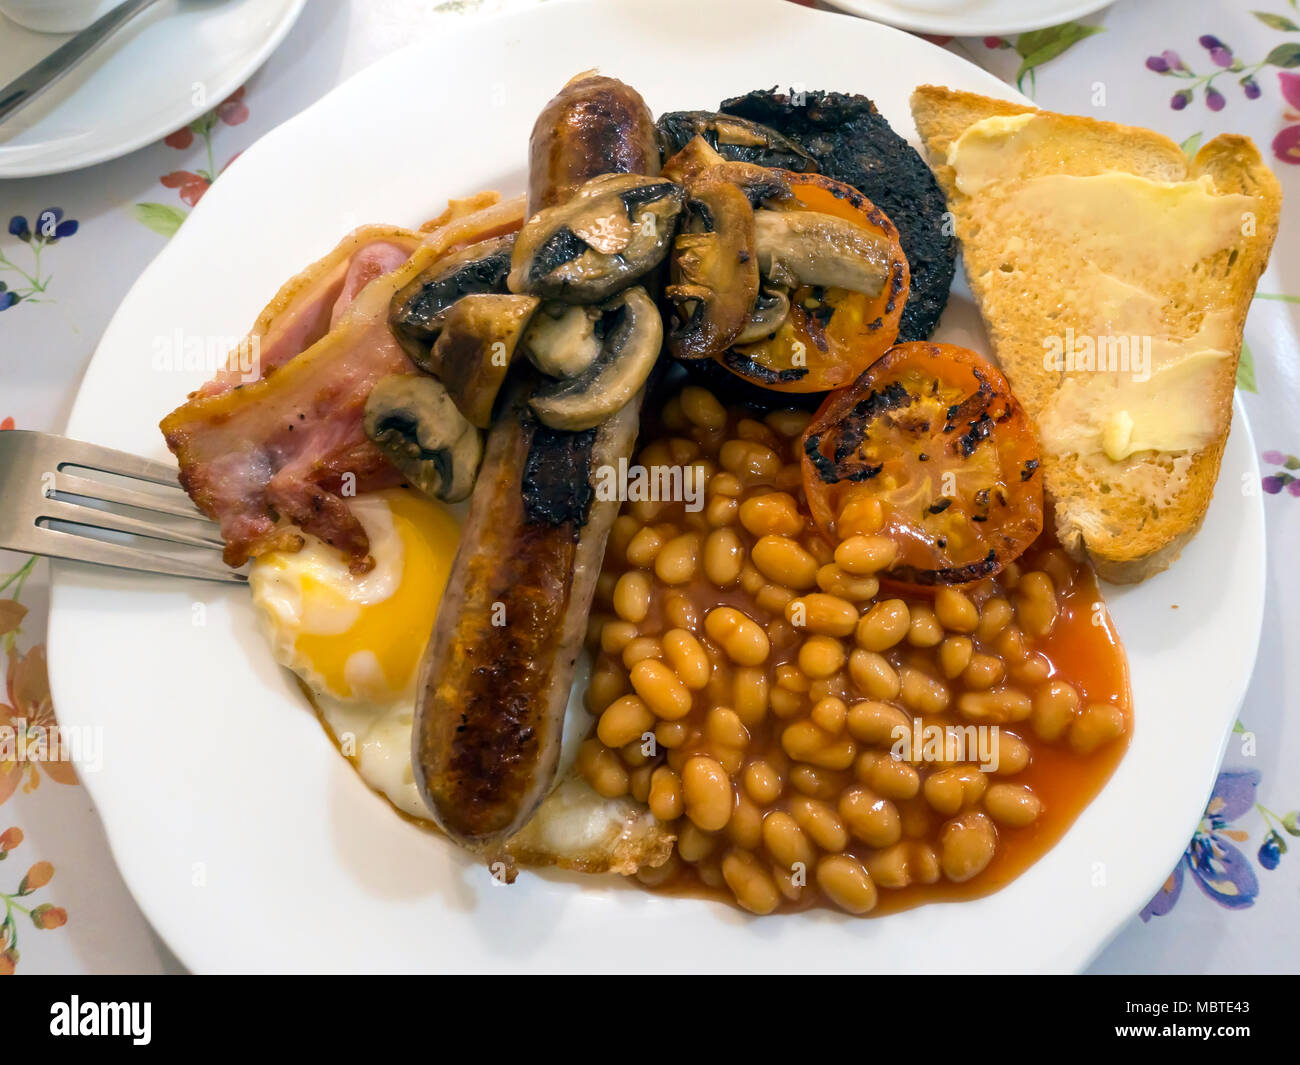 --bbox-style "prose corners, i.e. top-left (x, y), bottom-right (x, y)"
top-left (0, 0), bottom-right (162, 126)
